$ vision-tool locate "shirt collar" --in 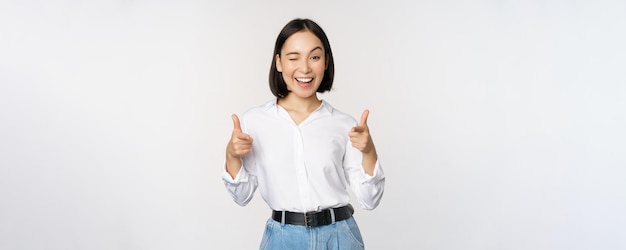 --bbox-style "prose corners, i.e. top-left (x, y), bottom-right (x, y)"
top-left (264, 98), bottom-right (334, 115)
